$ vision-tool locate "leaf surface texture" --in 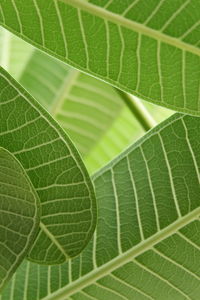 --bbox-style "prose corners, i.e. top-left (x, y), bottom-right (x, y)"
top-left (0, 67), bottom-right (97, 264)
top-left (0, 27), bottom-right (173, 172)
top-left (0, 148), bottom-right (39, 291)
top-left (2, 113), bottom-right (200, 299)
top-left (1, 0), bottom-right (200, 114)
